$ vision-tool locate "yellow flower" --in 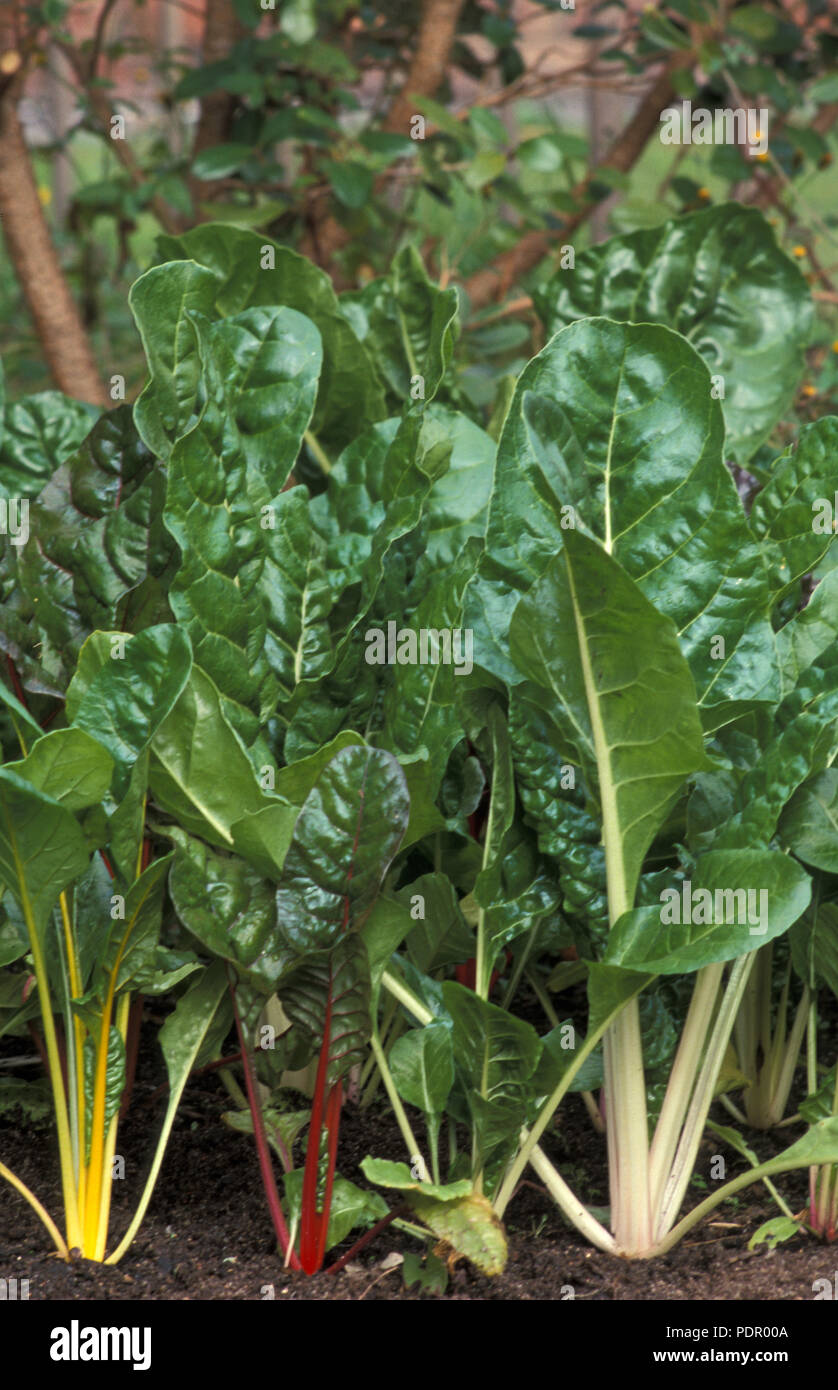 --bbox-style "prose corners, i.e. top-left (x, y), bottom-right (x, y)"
top-left (792, 244), bottom-right (807, 258)
top-left (37, 184), bottom-right (52, 207)
top-left (698, 187), bottom-right (710, 199)
top-left (754, 151), bottom-right (769, 162)
top-left (801, 384), bottom-right (817, 397)
top-left (832, 341), bottom-right (838, 354)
